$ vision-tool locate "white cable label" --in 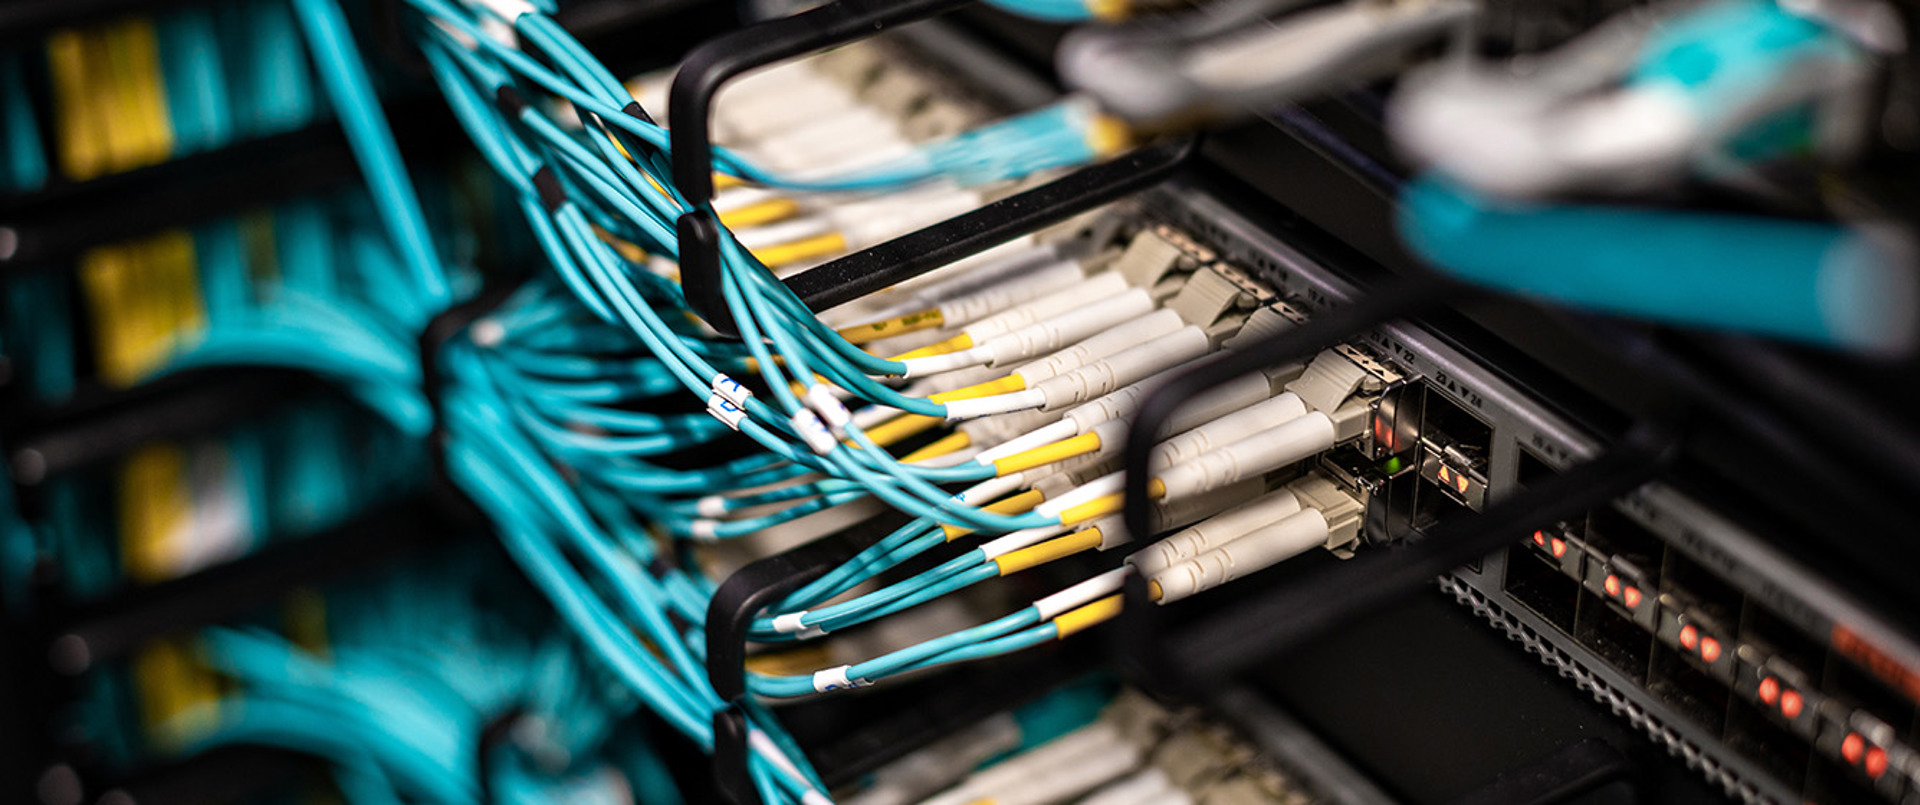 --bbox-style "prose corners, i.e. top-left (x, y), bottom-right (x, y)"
top-left (707, 394), bottom-right (747, 430)
top-left (690, 520), bottom-right (719, 542)
top-left (812, 665), bottom-right (871, 693)
top-left (711, 373), bottom-right (754, 407)
top-left (696, 496), bottom-right (728, 518)
top-left (792, 410), bottom-right (838, 455)
top-left (806, 385), bottom-right (853, 435)
top-left (771, 612), bottom-right (826, 638)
